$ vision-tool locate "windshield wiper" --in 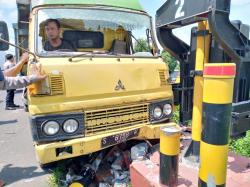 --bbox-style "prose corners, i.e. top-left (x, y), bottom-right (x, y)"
top-left (129, 31), bottom-right (150, 52)
top-left (68, 51), bottom-right (109, 62)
